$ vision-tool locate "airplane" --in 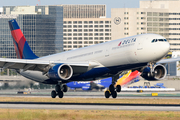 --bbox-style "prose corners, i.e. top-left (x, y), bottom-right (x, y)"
top-left (67, 70), bottom-right (140, 91)
top-left (0, 19), bottom-right (175, 99)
